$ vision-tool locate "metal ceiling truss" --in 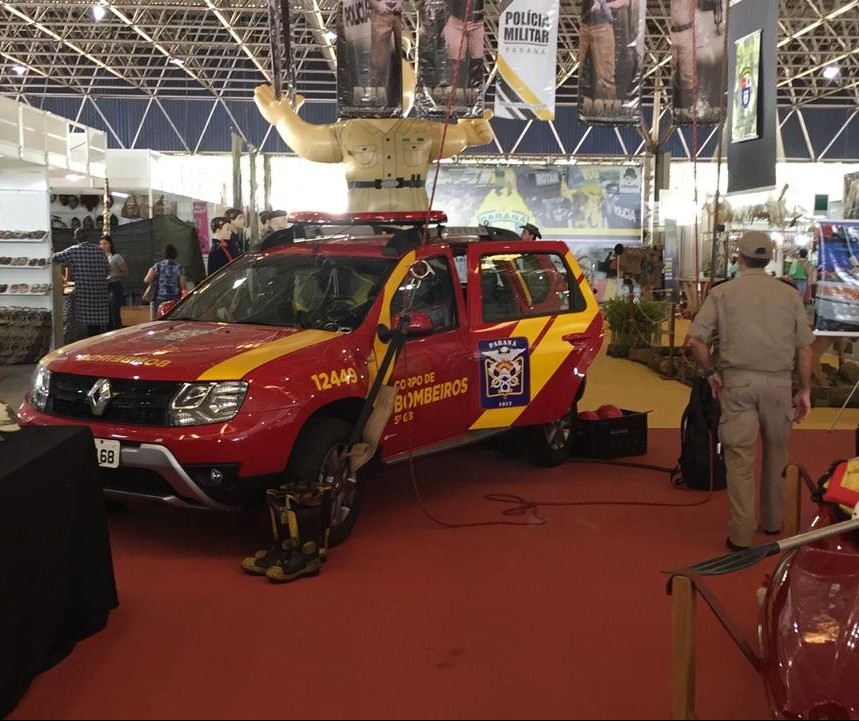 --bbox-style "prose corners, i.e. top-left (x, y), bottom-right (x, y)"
top-left (0, 0), bottom-right (857, 159)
